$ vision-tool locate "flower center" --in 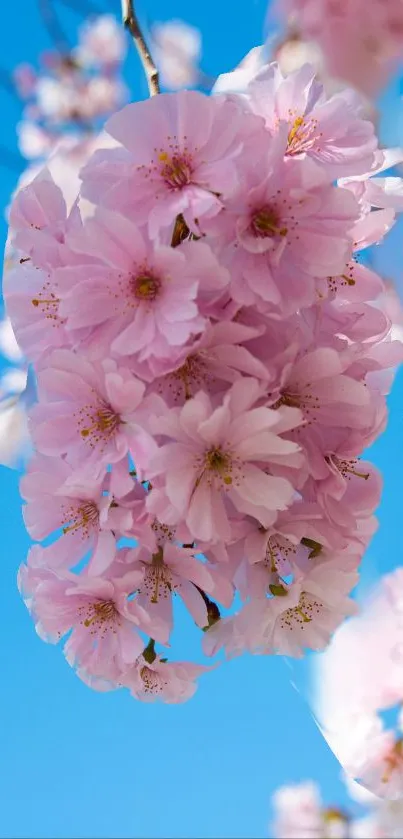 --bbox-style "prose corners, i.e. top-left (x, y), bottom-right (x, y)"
top-left (139, 665), bottom-right (163, 694)
top-left (205, 447), bottom-right (232, 479)
top-left (251, 207), bottom-right (288, 239)
top-left (31, 275), bottom-right (63, 324)
top-left (77, 401), bottom-right (121, 448)
top-left (329, 456), bottom-right (370, 481)
top-left (280, 592), bottom-right (320, 630)
top-left (151, 519), bottom-right (176, 544)
top-left (265, 536), bottom-right (296, 573)
top-left (382, 738), bottom-right (403, 784)
top-left (193, 445), bottom-right (243, 493)
top-left (158, 151), bottom-right (193, 189)
top-left (142, 553), bottom-right (173, 604)
top-left (62, 501), bottom-right (99, 537)
top-left (286, 115), bottom-right (320, 155)
top-left (272, 386), bottom-right (320, 421)
top-left (165, 354), bottom-right (209, 402)
top-left (133, 273), bottom-right (161, 301)
top-left (80, 599), bottom-right (120, 635)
